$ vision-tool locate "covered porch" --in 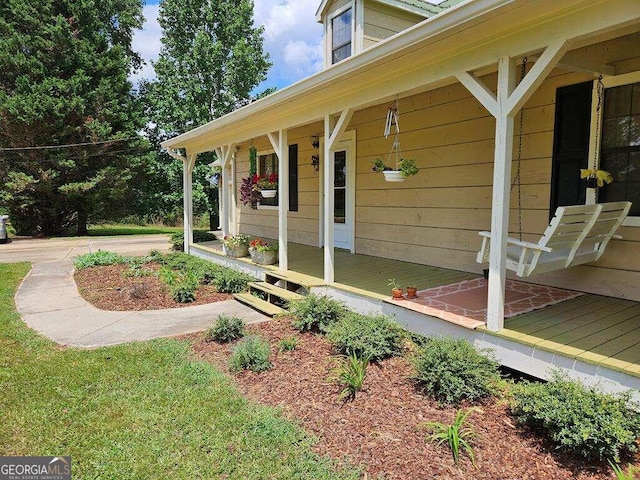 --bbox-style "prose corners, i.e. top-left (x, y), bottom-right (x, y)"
top-left (192, 240), bottom-right (640, 387)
